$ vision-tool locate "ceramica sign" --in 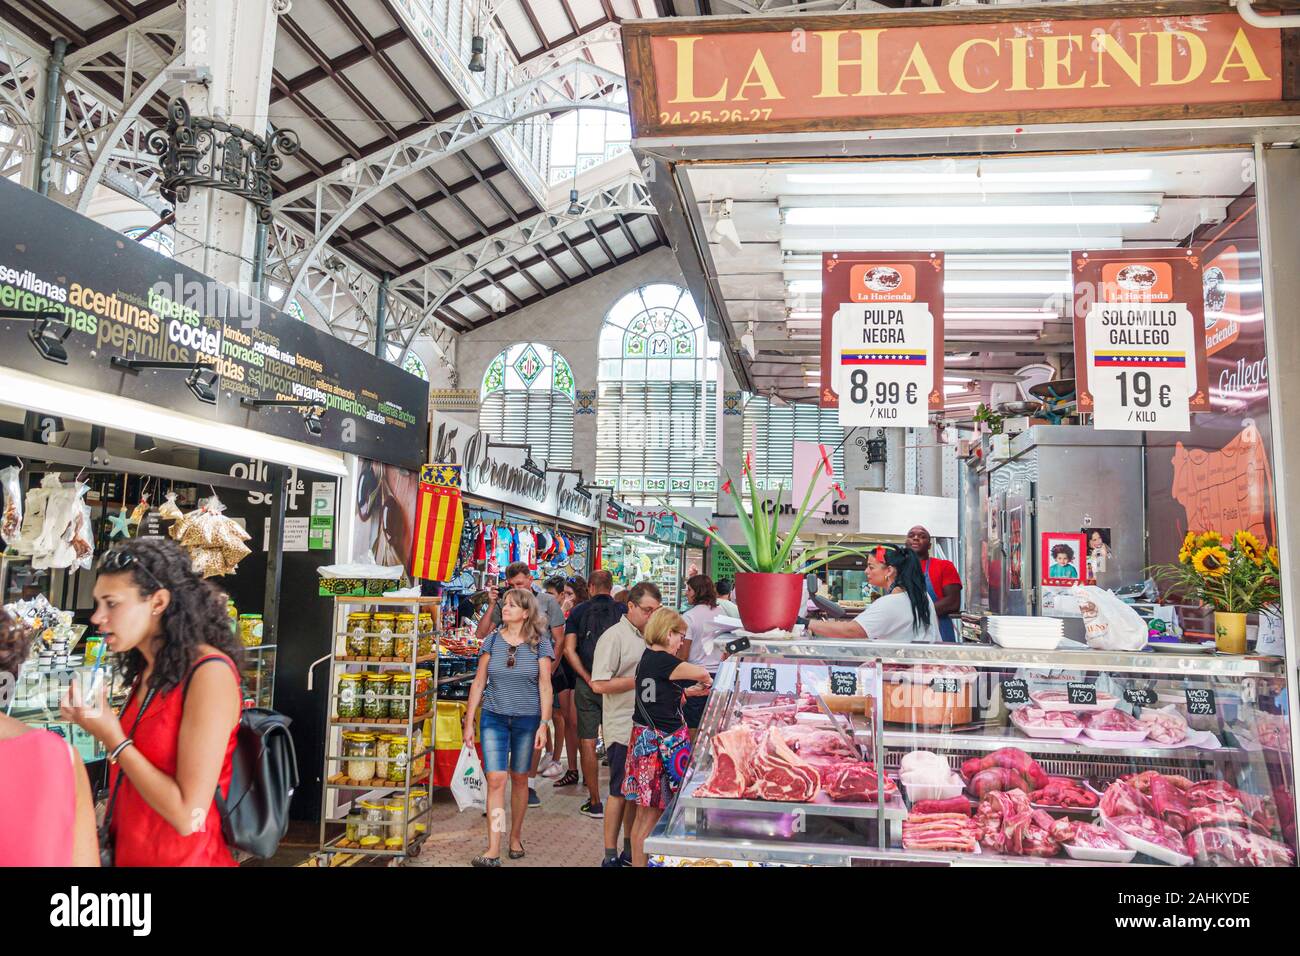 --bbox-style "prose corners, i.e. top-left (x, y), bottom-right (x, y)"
top-left (623, 5), bottom-right (1284, 136)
